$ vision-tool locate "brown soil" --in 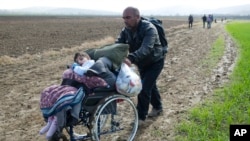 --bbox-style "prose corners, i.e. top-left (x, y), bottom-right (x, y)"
top-left (0, 16), bottom-right (236, 141)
